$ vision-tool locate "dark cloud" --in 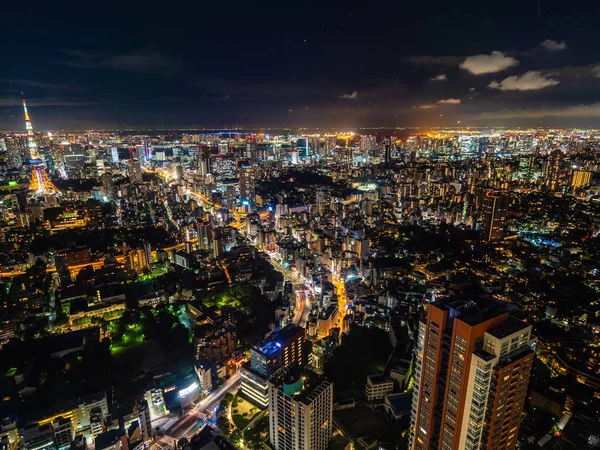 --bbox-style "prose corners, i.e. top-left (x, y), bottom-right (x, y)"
top-left (2, 79), bottom-right (85, 91)
top-left (2, 0), bottom-right (600, 128)
top-left (540, 39), bottom-right (568, 51)
top-left (59, 50), bottom-right (182, 75)
top-left (404, 55), bottom-right (464, 67)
